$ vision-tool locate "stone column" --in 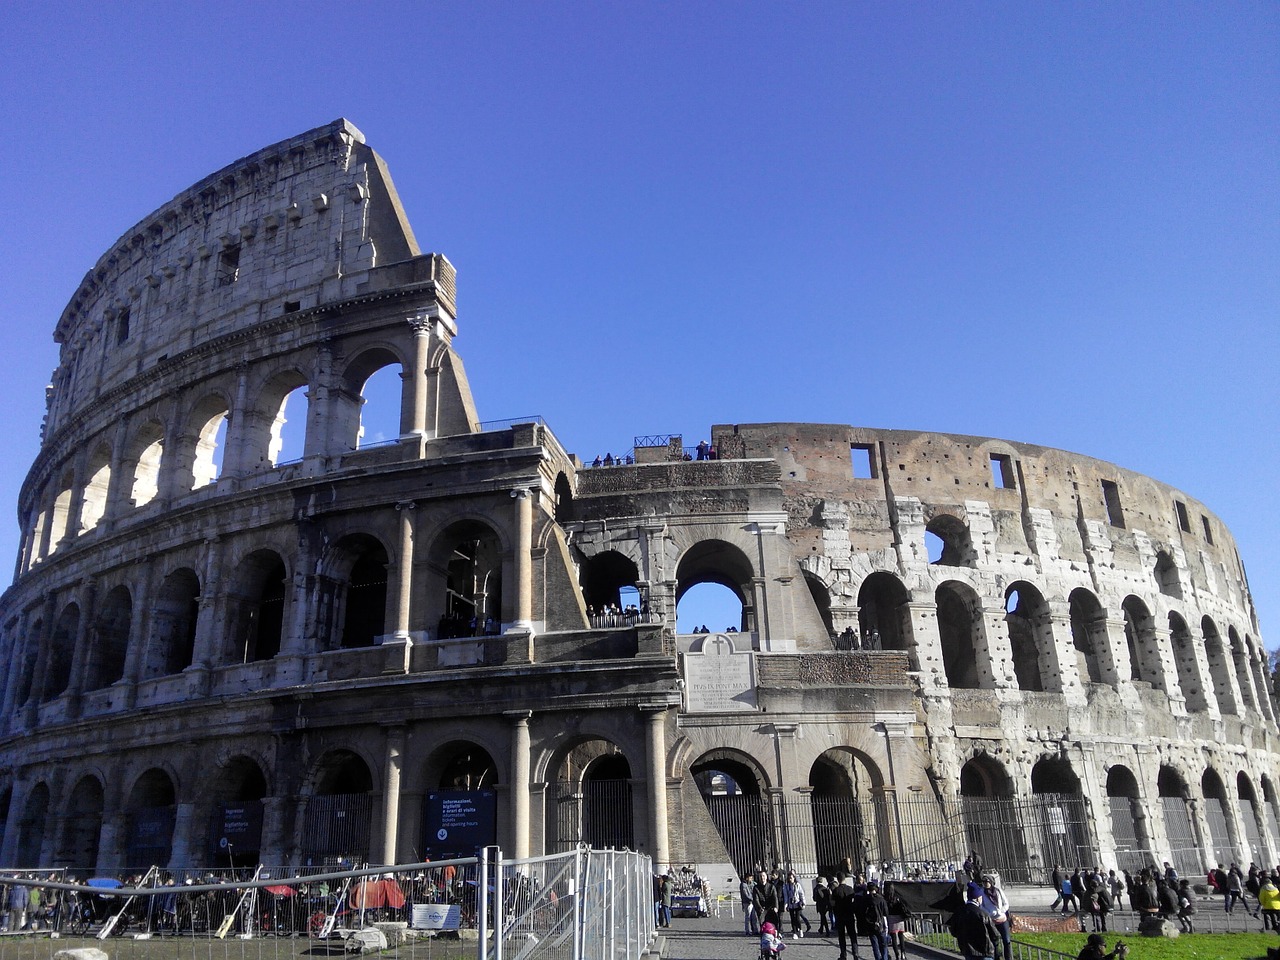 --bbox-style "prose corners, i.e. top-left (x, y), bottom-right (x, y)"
top-left (189, 537), bottom-right (223, 678)
top-left (259, 797), bottom-right (290, 866)
top-left (381, 726), bottom-right (405, 865)
top-left (407, 314), bottom-right (433, 438)
top-left (222, 361), bottom-right (252, 478)
top-left (509, 488), bottom-right (534, 632)
top-left (506, 710), bottom-right (532, 860)
top-left (167, 801), bottom-right (199, 868)
top-left (385, 501), bottom-right (416, 673)
top-left (643, 705), bottom-right (671, 871)
top-left (66, 577), bottom-right (98, 707)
